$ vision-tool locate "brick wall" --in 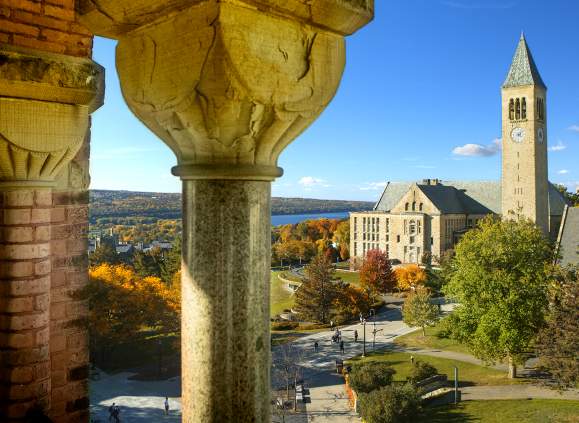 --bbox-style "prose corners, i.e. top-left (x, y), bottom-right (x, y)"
top-left (0, 0), bottom-right (93, 57)
top-left (0, 190), bottom-right (53, 421)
